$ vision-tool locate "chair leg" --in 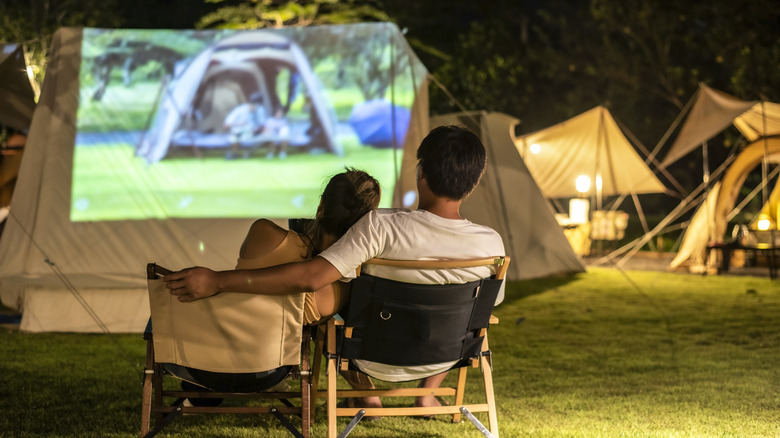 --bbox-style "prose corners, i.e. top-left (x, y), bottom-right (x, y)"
top-left (326, 320), bottom-right (338, 438)
top-left (481, 355), bottom-right (499, 437)
top-left (311, 325), bottom-right (325, 422)
top-left (452, 366), bottom-right (468, 423)
top-left (300, 328), bottom-right (312, 438)
top-left (140, 338), bottom-right (154, 438)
